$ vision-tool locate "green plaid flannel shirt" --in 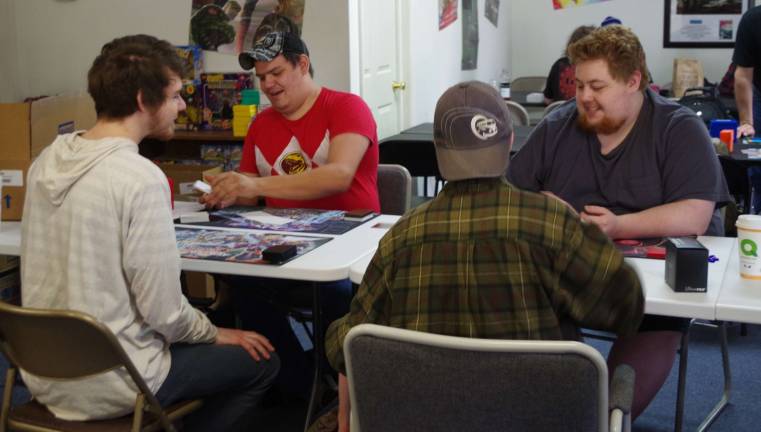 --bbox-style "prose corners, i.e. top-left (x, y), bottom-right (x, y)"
top-left (326, 177), bottom-right (644, 373)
